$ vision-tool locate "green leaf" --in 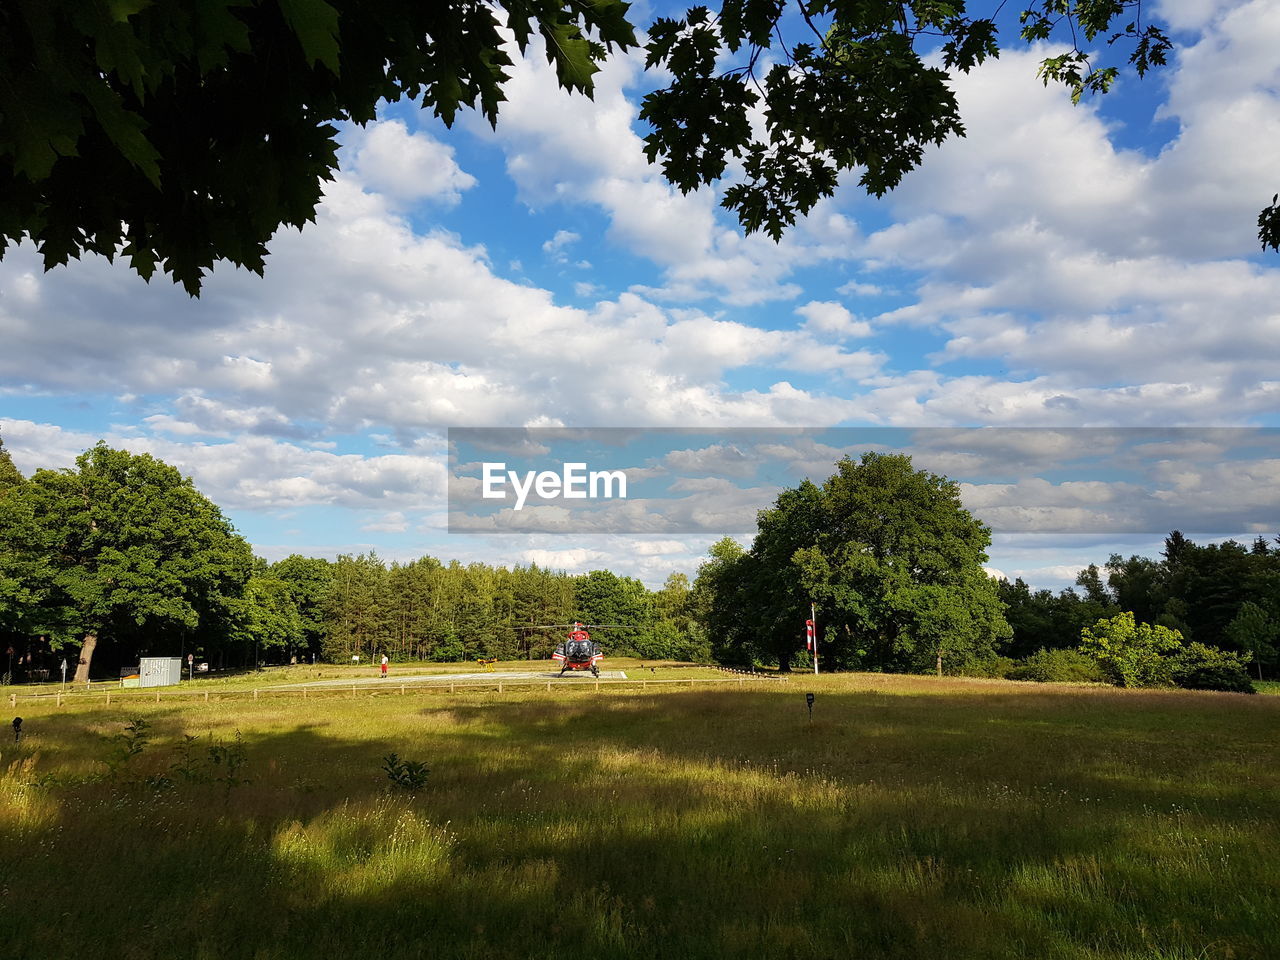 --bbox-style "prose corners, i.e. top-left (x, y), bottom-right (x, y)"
top-left (276, 0), bottom-right (341, 73)
top-left (80, 80), bottom-right (162, 186)
top-left (542, 20), bottom-right (600, 93)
